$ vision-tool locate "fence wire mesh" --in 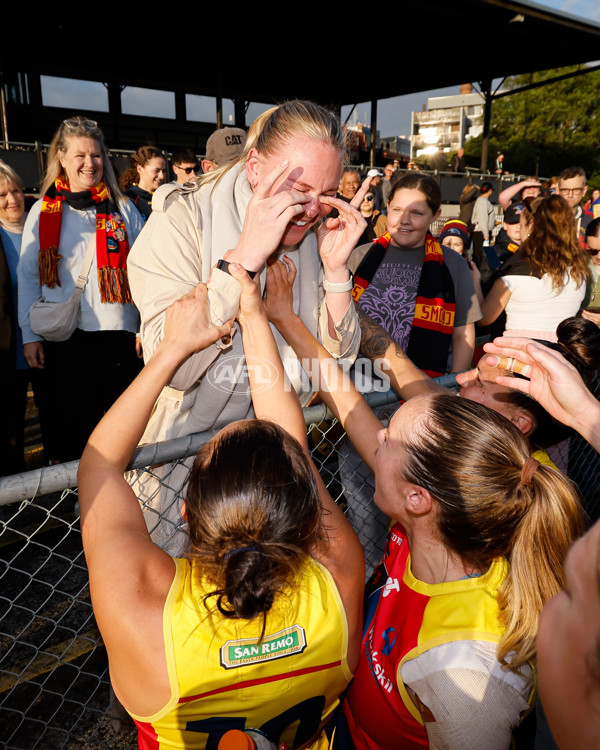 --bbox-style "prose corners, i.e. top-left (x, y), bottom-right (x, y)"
top-left (1, 385), bottom-right (598, 749)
